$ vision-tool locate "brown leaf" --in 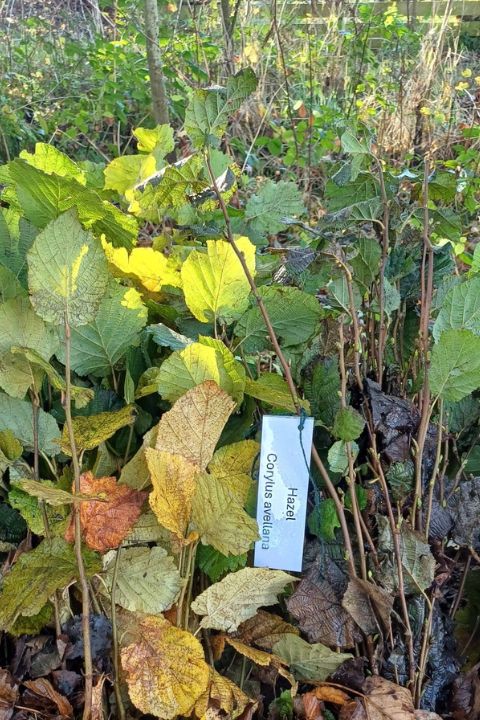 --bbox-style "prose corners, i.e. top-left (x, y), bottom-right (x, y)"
top-left (342, 578), bottom-right (393, 635)
top-left (23, 678), bottom-right (73, 718)
top-left (226, 637), bottom-right (288, 670)
top-left (91, 676), bottom-right (107, 720)
top-left (64, 472), bottom-right (146, 552)
top-left (235, 609), bottom-right (300, 651)
top-left (311, 685), bottom-right (349, 705)
top-left (194, 669), bottom-right (252, 718)
top-left (339, 677), bottom-right (414, 720)
top-left (0, 670), bottom-right (19, 720)
top-left (287, 577), bottom-right (362, 648)
top-left (302, 691), bottom-right (325, 720)
top-left (155, 381), bottom-right (235, 469)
